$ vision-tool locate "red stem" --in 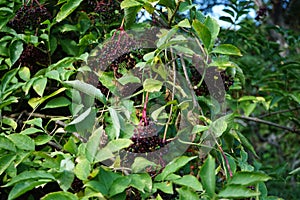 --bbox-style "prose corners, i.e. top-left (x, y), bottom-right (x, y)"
top-left (218, 144), bottom-right (233, 178)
